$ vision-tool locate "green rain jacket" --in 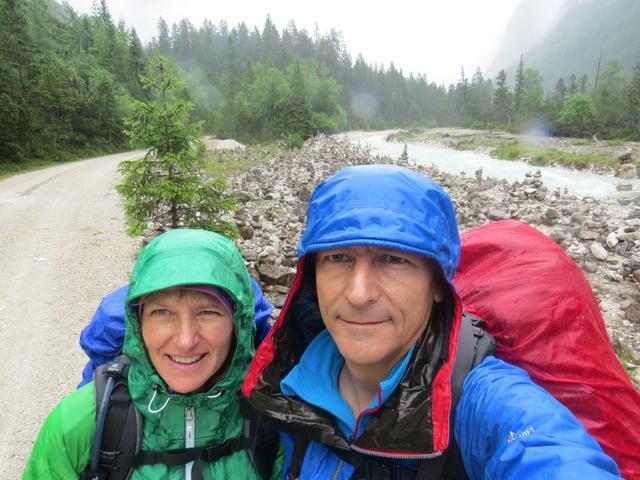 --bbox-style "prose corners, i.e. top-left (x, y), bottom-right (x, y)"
top-left (24, 229), bottom-right (278, 479)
